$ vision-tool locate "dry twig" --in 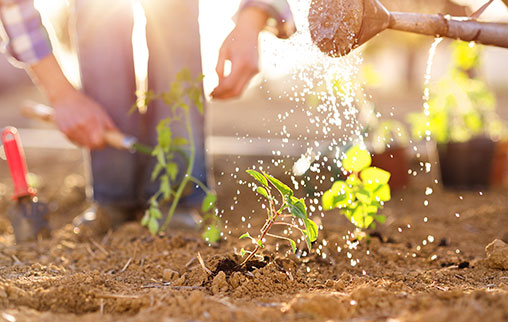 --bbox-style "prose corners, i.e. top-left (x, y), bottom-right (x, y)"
top-left (197, 253), bottom-right (212, 275)
top-left (121, 257), bottom-right (132, 273)
top-left (90, 239), bottom-right (109, 256)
